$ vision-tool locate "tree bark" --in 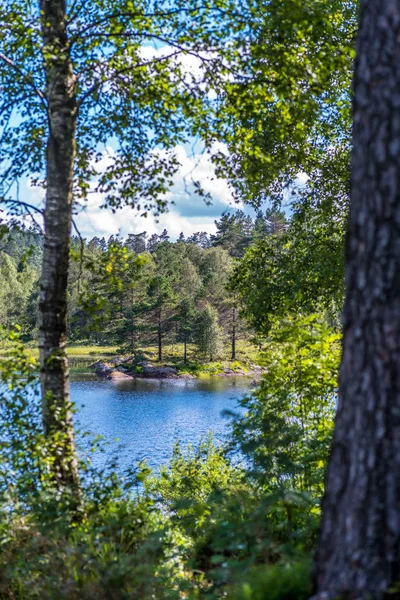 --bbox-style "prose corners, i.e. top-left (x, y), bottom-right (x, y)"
top-left (231, 305), bottom-right (236, 360)
top-left (38, 0), bottom-right (80, 492)
top-left (314, 2), bottom-right (400, 597)
top-left (131, 287), bottom-right (135, 351)
top-left (158, 308), bottom-right (162, 361)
